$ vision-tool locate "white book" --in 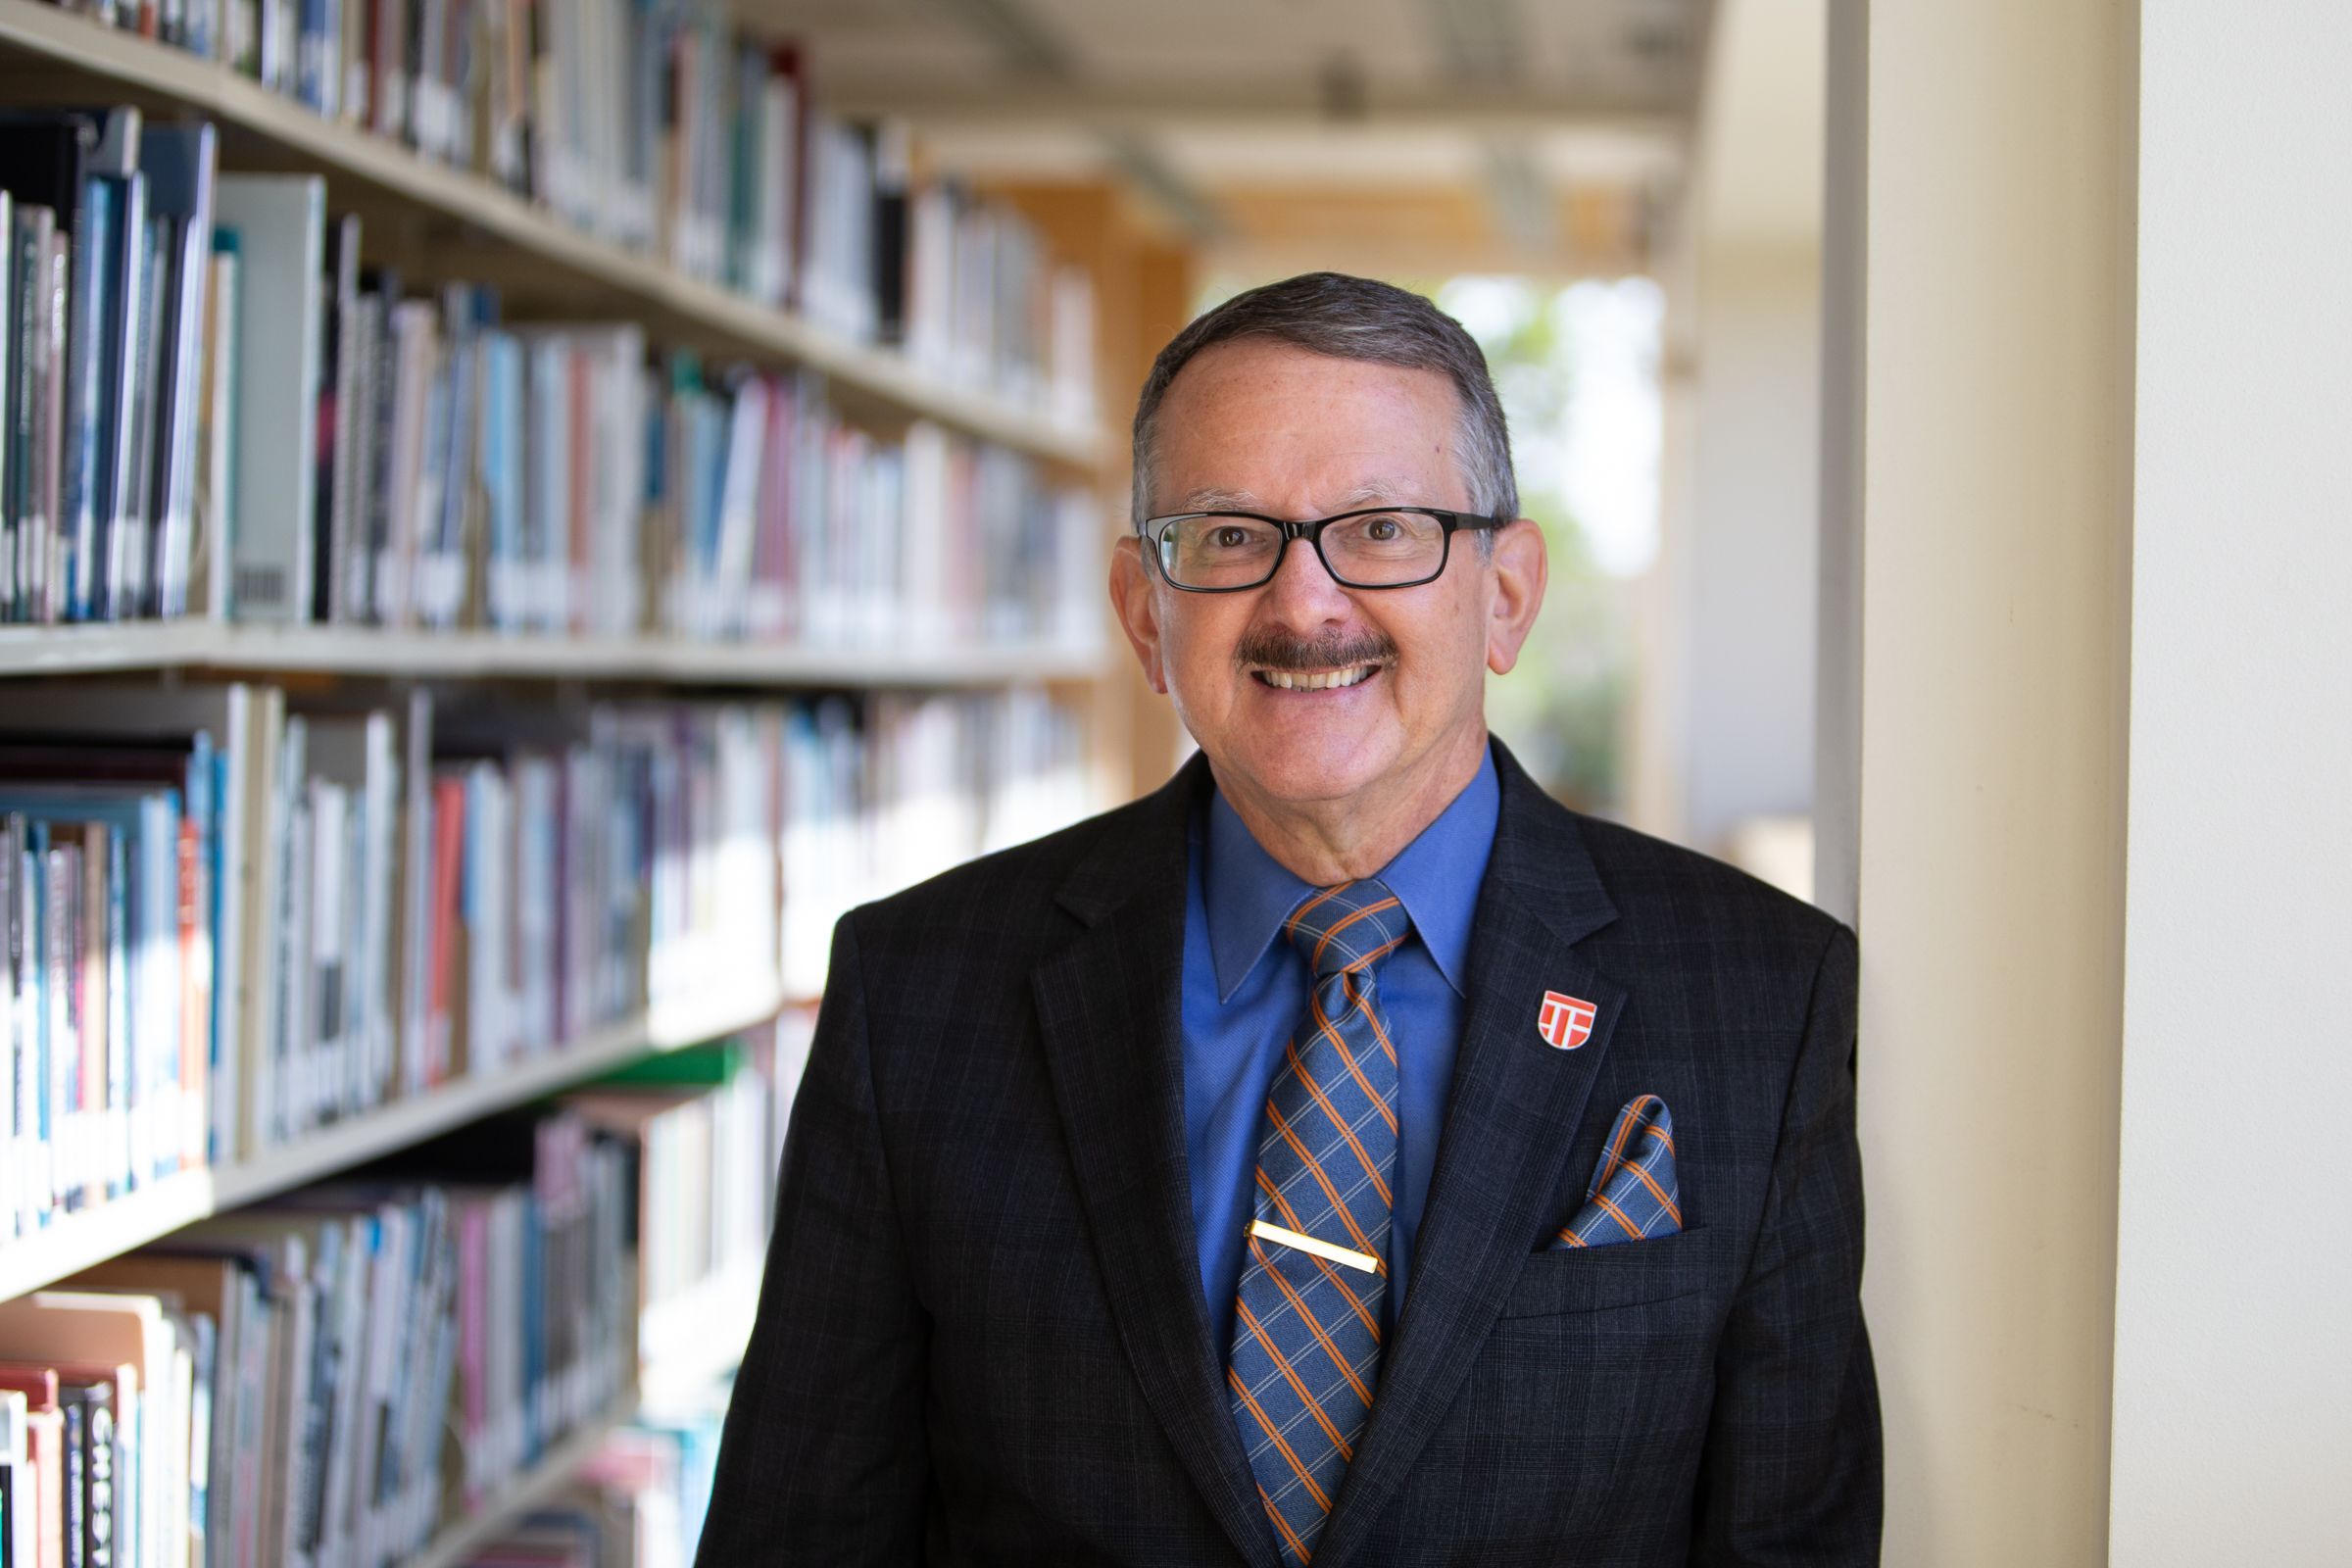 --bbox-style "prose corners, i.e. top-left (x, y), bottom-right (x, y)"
top-left (376, 302), bottom-right (438, 627)
top-left (598, 335), bottom-right (647, 638)
top-left (270, 714), bottom-right (310, 1146)
top-left (465, 761), bottom-right (512, 1074)
top-left (712, 377), bottom-right (766, 641)
top-left (519, 334), bottom-right (567, 636)
top-left (213, 174), bottom-right (326, 624)
top-left (303, 711), bottom-right (396, 1114)
top-left (396, 690), bottom-right (434, 1102)
top-left (305, 778), bottom-right (346, 1126)
top-left (198, 242), bottom-right (238, 624)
